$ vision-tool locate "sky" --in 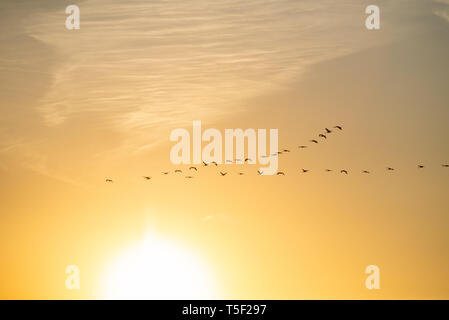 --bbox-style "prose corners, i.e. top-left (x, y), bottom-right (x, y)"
top-left (0, 0), bottom-right (448, 299)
